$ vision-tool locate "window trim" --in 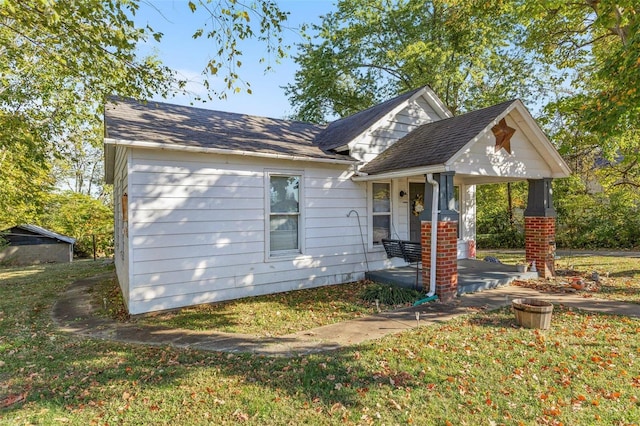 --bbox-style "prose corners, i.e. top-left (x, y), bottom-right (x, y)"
top-left (369, 180), bottom-right (392, 248)
top-left (265, 170), bottom-right (304, 260)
